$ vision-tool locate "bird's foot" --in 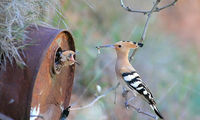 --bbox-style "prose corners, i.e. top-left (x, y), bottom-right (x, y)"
top-left (122, 88), bottom-right (129, 98)
top-left (124, 101), bottom-right (129, 109)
